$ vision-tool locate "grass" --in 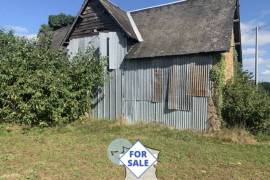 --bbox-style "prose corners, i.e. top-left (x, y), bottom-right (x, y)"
top-left (0, 119), bottom-right (269, 180)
